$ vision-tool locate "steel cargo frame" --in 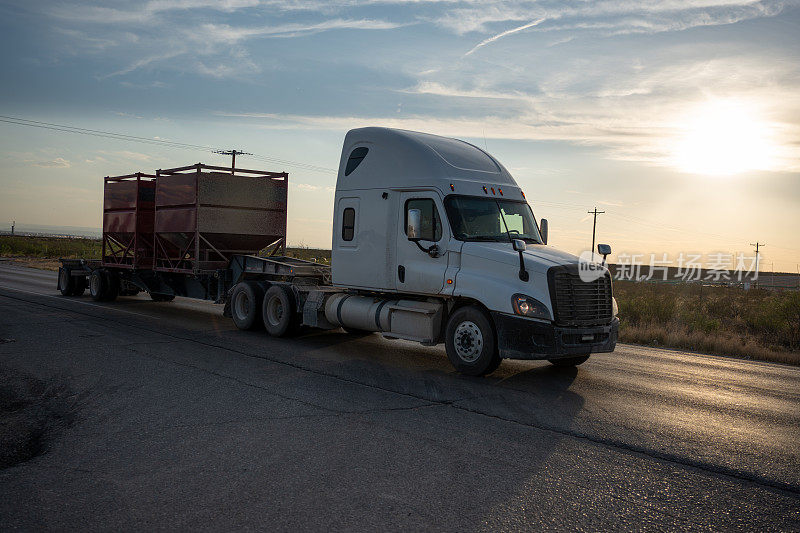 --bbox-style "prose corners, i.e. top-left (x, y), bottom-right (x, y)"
top-left (153, 163), bottom-right (289, 275)
top-left (102, 172), bottom-right (157, 270)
